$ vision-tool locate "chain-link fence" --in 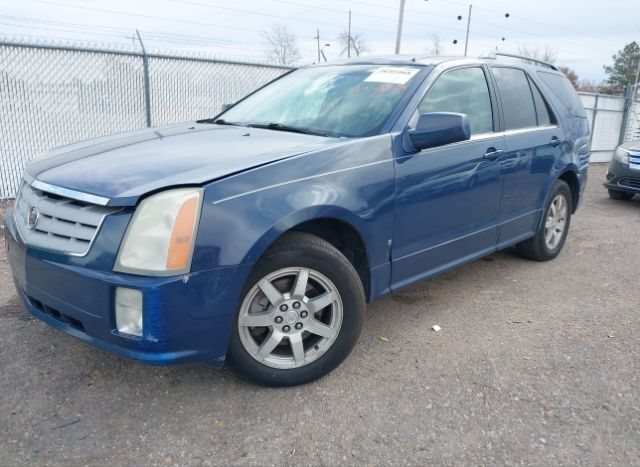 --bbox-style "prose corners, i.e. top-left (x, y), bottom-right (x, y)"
top-left (0, 39), bottom-right (291, 198)
top-left (2, 38), bottom-right (640, 198)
